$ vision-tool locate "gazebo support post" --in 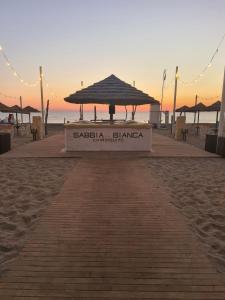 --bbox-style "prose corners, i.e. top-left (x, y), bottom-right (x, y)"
top-left (20, 96), bottom-right (23, 124)
top-left (94, 106), bottom-right (97, 121)
top-left (196, 110), bottom-right (200, 136)
top-left (16, 112), bottom-right (19, 135)
top-left (109, 104), bottom-right (115, 122)
top-left (132, 105), bottom-right (137, 120)
top-left (125, 106), bottom-right (128, 120)
top-left (194, 94), bottom-right (198, 123)
top-left (216, 110), bottom-right (219, 129)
